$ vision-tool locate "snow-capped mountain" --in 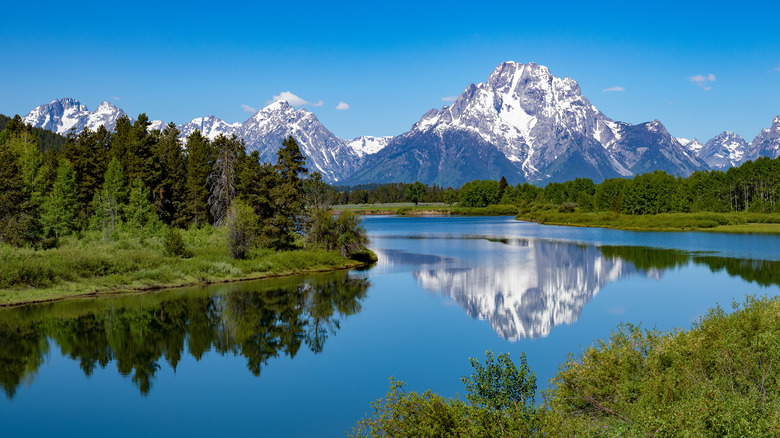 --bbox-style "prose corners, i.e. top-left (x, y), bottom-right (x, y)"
top-left (347, 62), bottom-right (703, 186)
top-left (608, 120), bottom-right (704, 176)
top-left (346, 136), bottom-right (392, 157)
top-left (238, 101), bottom-right (361, 182)
top-left (747, 116), bottom-right (780, 161)
top-left (677, 138), bottom-right (705, 155)
top-left (699, 131), bottom-right (748, 169)
top-left (178, 115), bottom-right (241, 140)
top-left (23, 98), bottom-right (128, 135)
